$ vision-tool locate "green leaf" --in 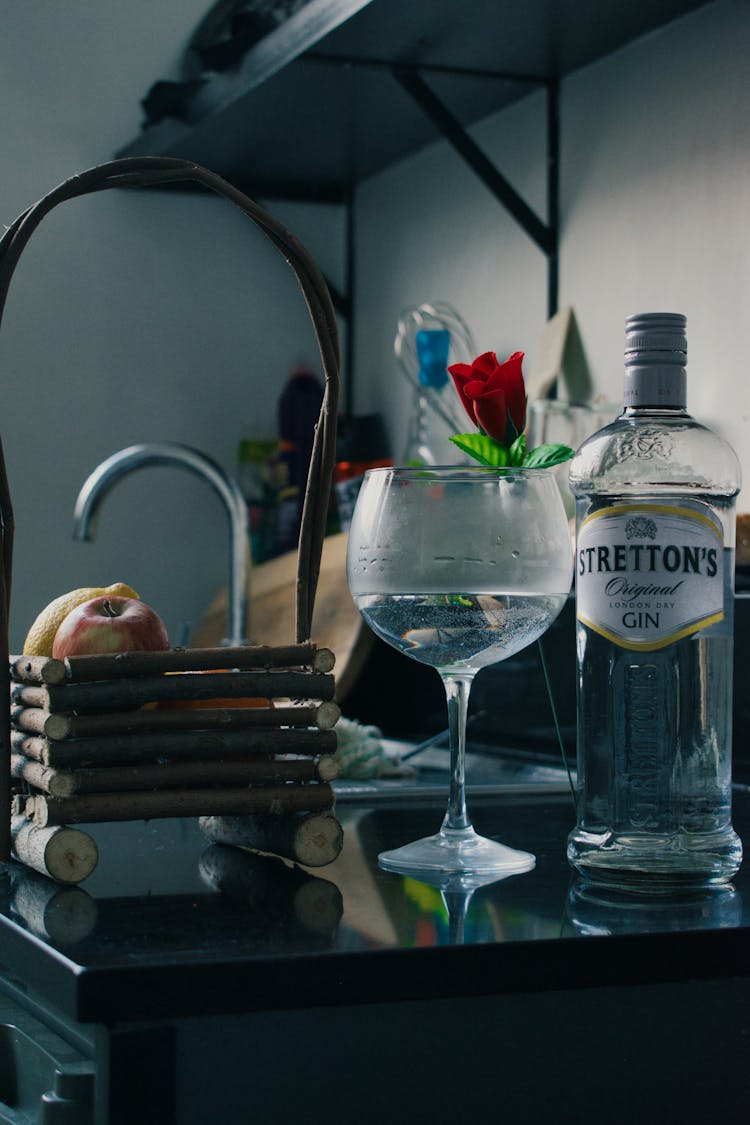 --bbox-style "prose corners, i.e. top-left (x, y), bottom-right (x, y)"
top-left (524, 442), bottom-right (576, 468)
top-left (509, 434), bottom-right (527, 466)
top-left (449, 433), bottom-right (509, 466)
